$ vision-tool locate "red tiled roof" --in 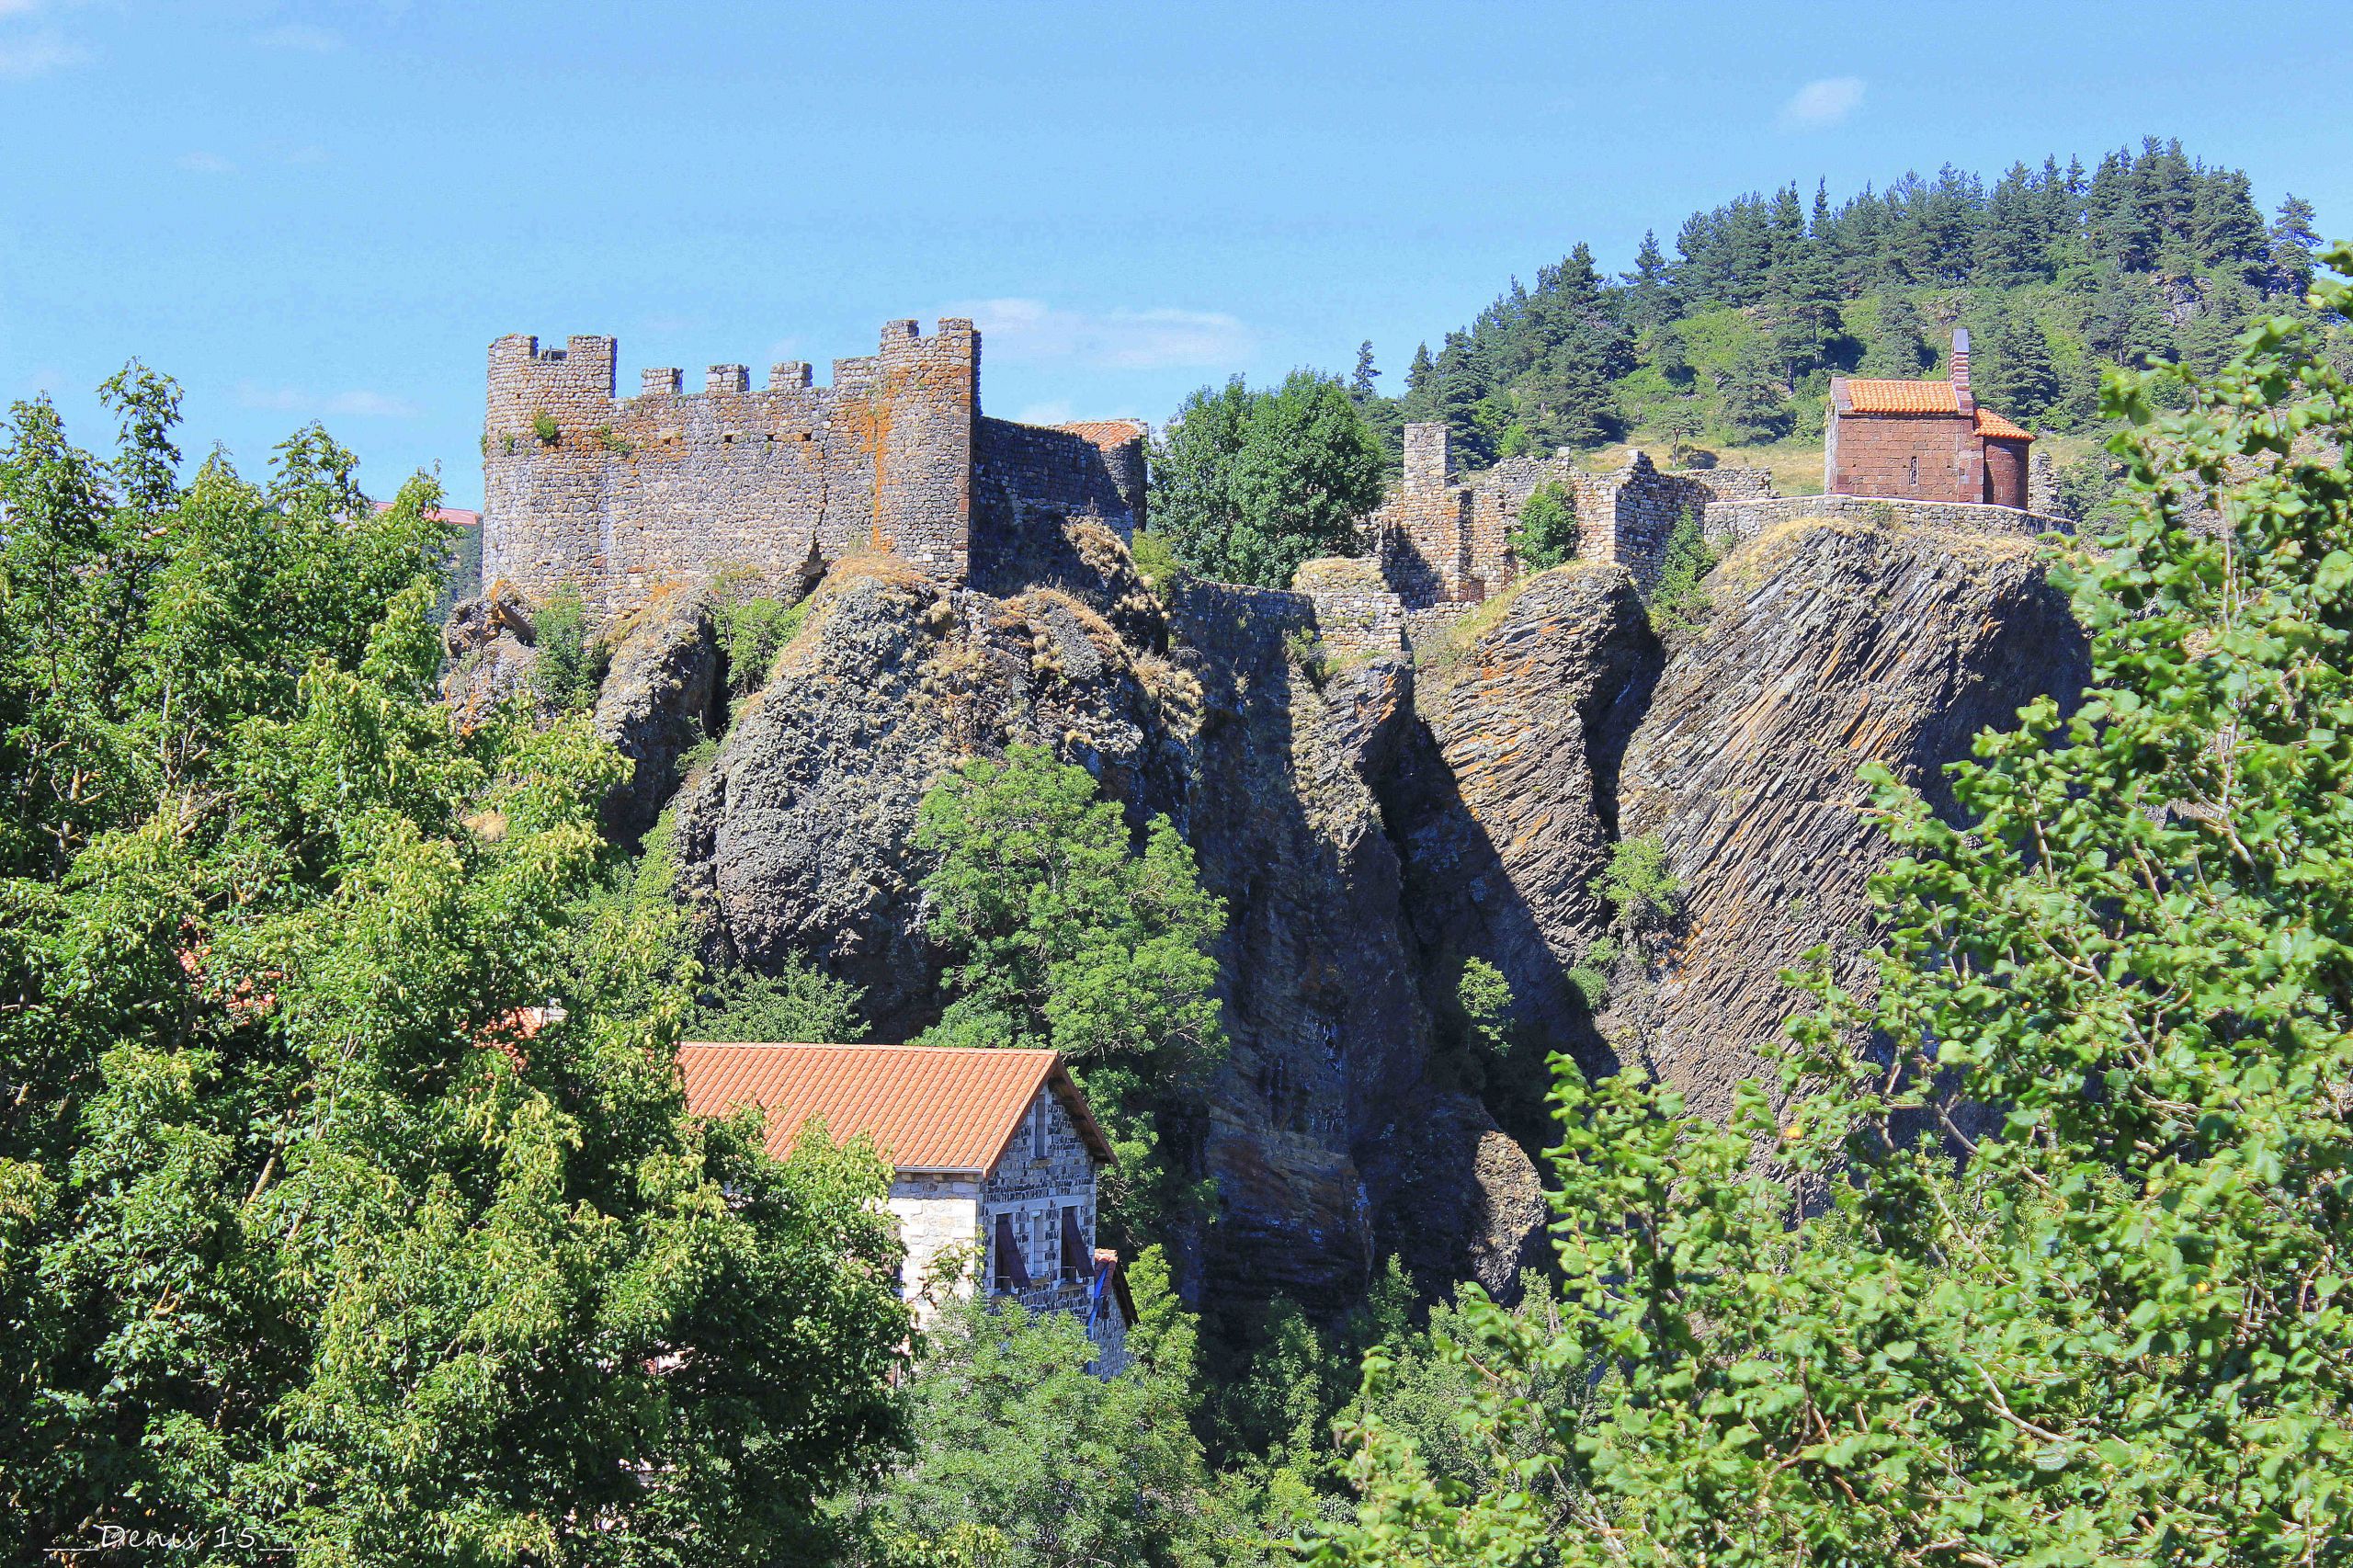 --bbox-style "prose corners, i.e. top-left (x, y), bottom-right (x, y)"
top-left (370, 501), bottom-right (482, 527)
top-left (675, 1042), bottom-right (1116, 1173)
top-left (1843, 378), bottom-right (1962, 415)
top-left (1056, 419), bottom-right (1149, 448)
top-left (1973, 407), bottom-right (2035, 441)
